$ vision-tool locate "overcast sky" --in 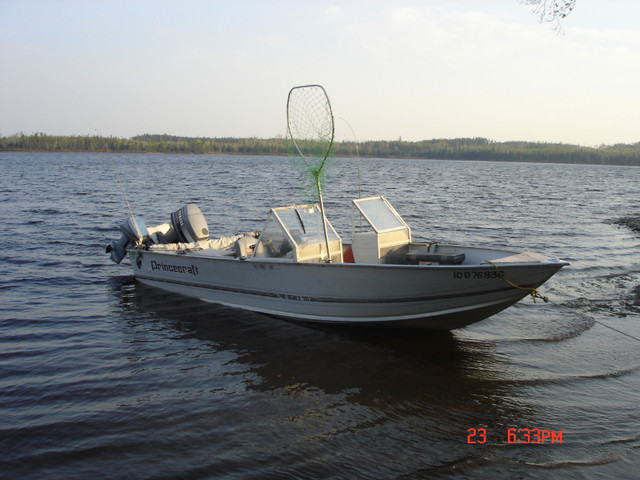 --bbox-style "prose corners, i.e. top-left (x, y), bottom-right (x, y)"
top-left (1, 0), bottom-right (639, 145)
